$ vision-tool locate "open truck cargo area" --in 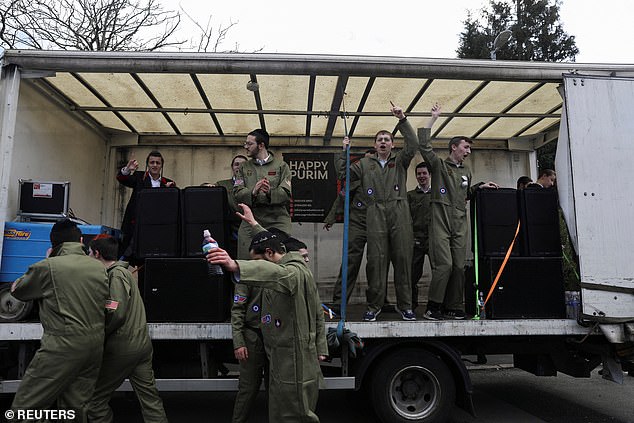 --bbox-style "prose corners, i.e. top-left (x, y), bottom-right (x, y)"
top-left (1, 50), bottom-right (633, 422)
